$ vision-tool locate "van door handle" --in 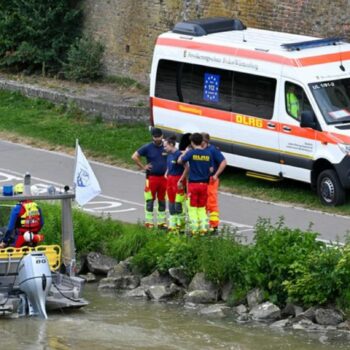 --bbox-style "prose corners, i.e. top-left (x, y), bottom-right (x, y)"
top-left (283, 126), bottom-right (292, 132)
top-left (267, 122), bottom-right (276, 129)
